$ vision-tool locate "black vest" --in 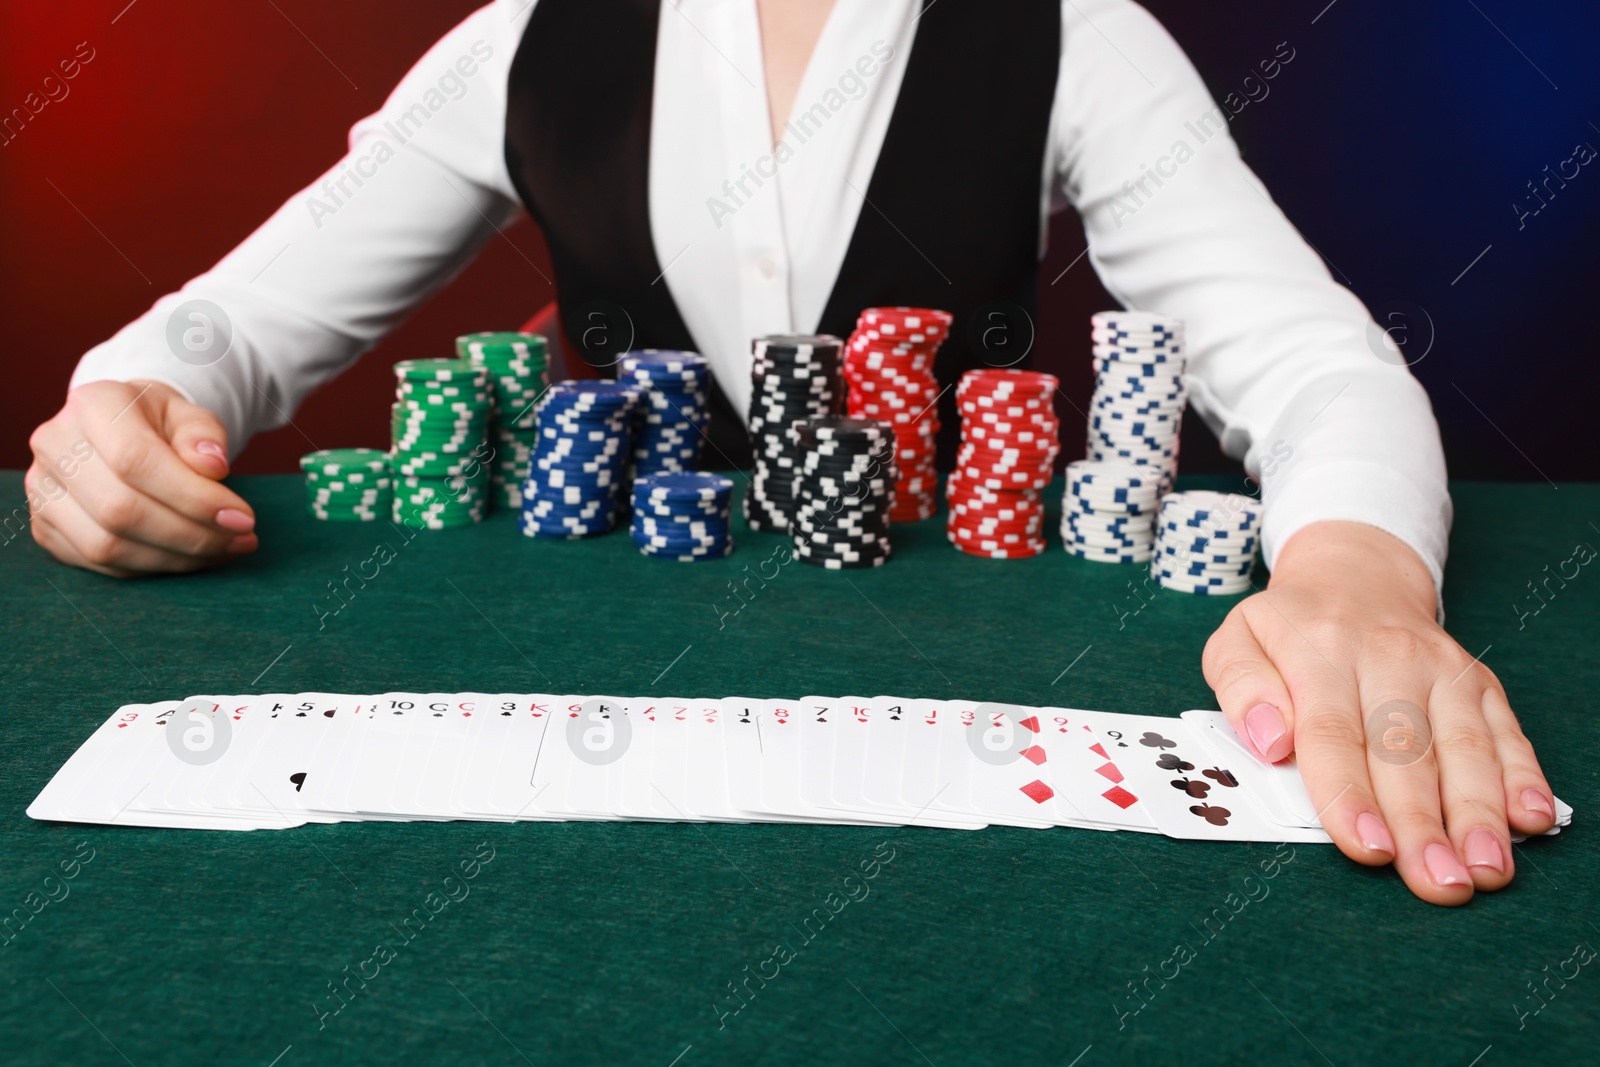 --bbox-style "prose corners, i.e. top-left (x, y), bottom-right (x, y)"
top-left (504, 0), bottom-right (1061, 468)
